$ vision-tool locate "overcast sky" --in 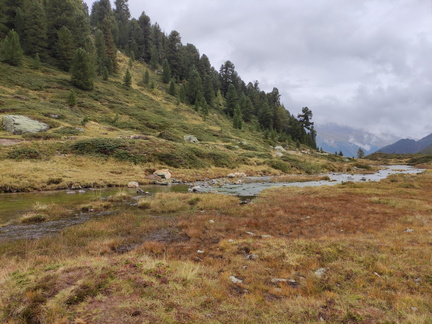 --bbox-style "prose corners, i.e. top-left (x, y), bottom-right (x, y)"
top-left (85, 0), bottom-right (432, 139)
